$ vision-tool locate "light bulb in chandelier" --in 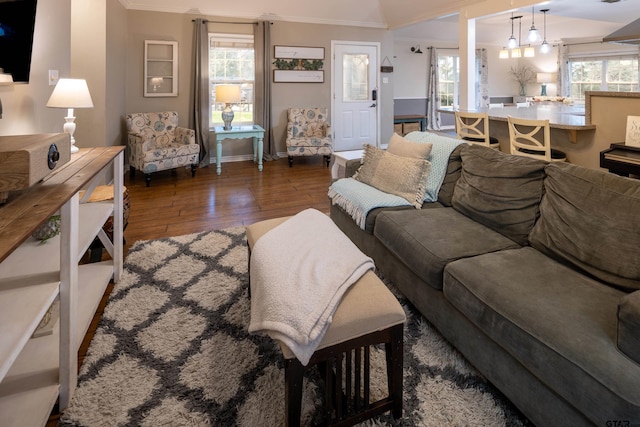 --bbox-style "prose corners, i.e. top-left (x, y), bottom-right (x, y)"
top-left (540, 40), bottom-right (550, 54)
top-left (528, 7), bottom-right (540, 43)
top-left (540, 9), bottom-right (550, 54)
